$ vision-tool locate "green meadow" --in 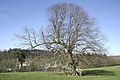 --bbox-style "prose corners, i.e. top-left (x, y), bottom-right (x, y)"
top-left (0, 66), bottom-right (120, 80)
